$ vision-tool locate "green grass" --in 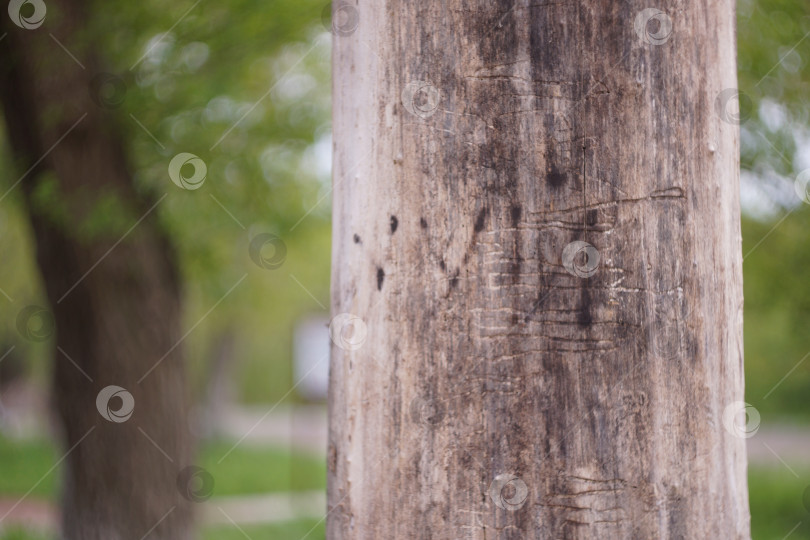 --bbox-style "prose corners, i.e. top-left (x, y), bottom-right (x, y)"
top-left (199, 440), bottom-right (325, 496)
top-left (0, 435), bottom-right (326, 539)
top-left (0, 437), bottom-right (58, 498)
top-left (749, 466), bottom-right (810, 539)
top-left (0, 435), bottom-right (325, 499)
top-left (0, 521), bottom-right (325, 540)
top-left (0, 530), bottom-right (51, 540)
top-left (202, 519), bottom-right (325, 540)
